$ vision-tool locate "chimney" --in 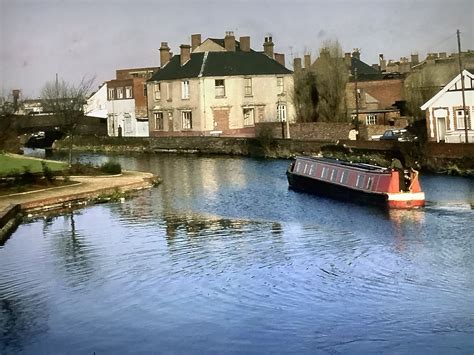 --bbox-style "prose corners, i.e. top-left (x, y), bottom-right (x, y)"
top-left (12, 89), bottom-right (20, 110)
top-left (352, 49), bottom-right (360, 60)
top-left (411, 54), bottom-right (419, 65)
top-left (224, 31), bottom-right (236, 52)
top-left (344, 53), bottom-right (351, 67)
top-left (293, 57), bottom-right (302, 72)
top-left (263, 36), bottom-right (274, 58)
top-left (379, 54), bottom-right (386, 71)
top-left (275, 53), bottom-right (285, 66)
top-left (191, 34), bottom-right (201, 51)
top-left (159, 42), bottom-right (171, 68)
top-left (304, 54), bottom-right (311, 69)
top-left (240, 36), bottom-right (251, 52)
top-left (180, 44), bottom-right (191, 66)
